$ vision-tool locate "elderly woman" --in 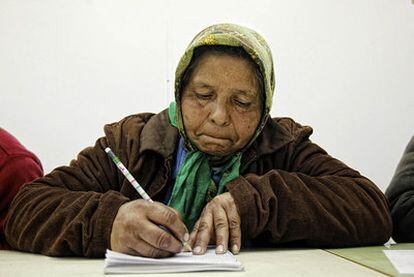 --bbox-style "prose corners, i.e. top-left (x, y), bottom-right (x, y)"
top-left (5, 23), bottom-right (391, 258)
